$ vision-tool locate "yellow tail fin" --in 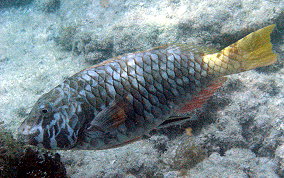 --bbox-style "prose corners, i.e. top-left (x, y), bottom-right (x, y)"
top-left (203, 25), bottom-right (278, 75)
